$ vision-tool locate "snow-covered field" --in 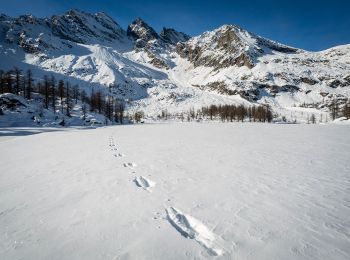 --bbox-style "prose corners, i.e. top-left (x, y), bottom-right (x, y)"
top-left (1, 123), bottom-right (350, 260)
